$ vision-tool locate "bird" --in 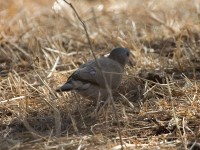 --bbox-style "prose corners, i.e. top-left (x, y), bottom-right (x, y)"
top-left (56, 47), bottom-right (131, 101)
